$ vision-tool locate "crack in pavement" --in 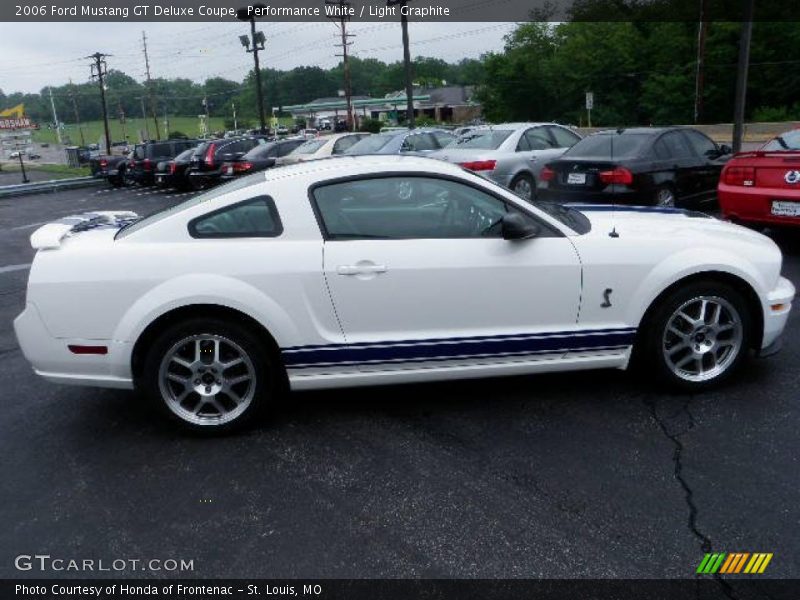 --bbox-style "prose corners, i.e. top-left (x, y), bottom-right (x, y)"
top-left (644, 395), bottom-right (740, 600)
